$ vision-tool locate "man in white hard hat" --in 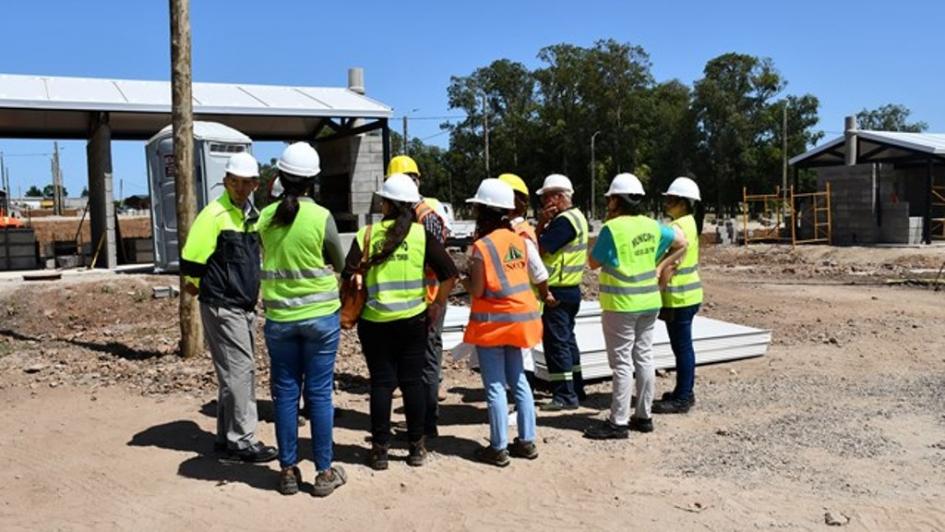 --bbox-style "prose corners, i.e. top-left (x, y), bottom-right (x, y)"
top-left (181, 150), bottom-right (278, 463)
top-left (535, 174), bottom-right (589, 411)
